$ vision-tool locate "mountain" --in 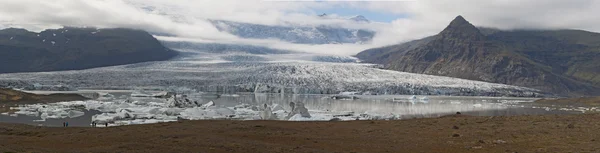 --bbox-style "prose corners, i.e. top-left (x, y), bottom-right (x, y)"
top-left (0, 27), bottom-right (177, 73)
top-left (210, 20), bottom-right (375, 44)
top-left (349, 15), bottom-right (370, 23)
top-left (356, 15), bottom-right (600, 96)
